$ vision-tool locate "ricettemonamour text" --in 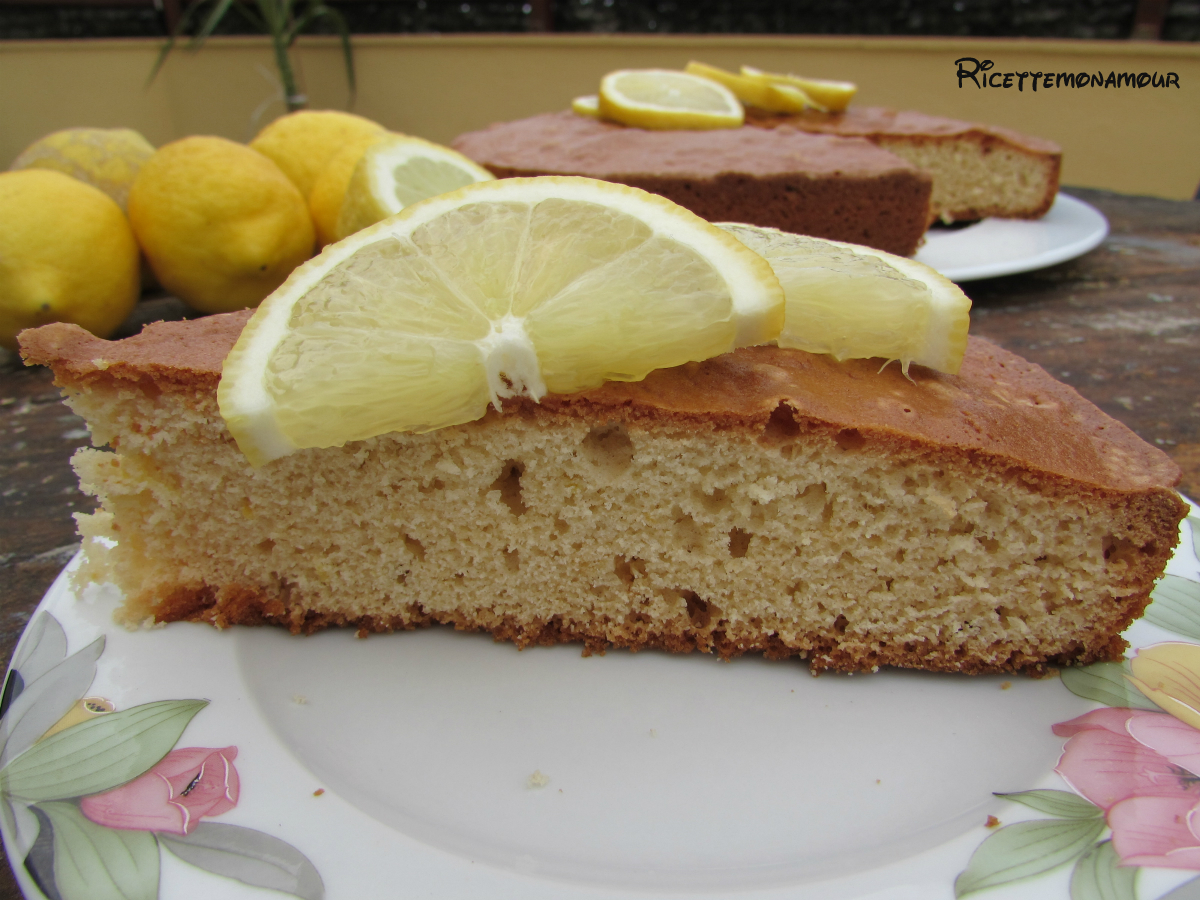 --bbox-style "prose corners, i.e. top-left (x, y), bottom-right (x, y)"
top-left (956, 57), bottom-right (1180, 90)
